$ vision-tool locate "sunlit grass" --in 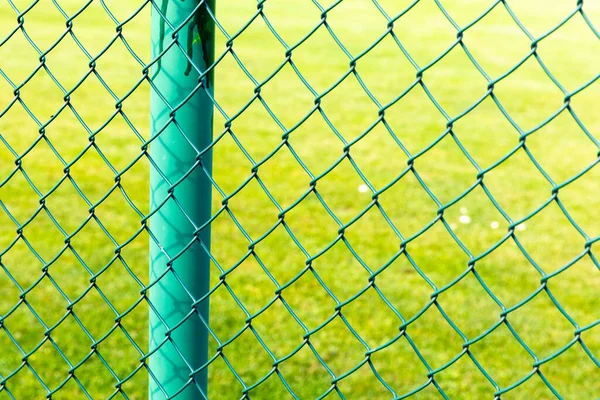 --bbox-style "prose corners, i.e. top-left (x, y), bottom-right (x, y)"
top-left (0, 0), bottom-right (599, 398)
